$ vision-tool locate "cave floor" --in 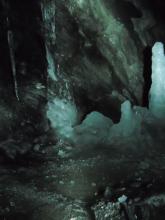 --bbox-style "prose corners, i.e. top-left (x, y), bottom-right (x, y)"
top-left (0, 137), bottom-right (165, 220)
